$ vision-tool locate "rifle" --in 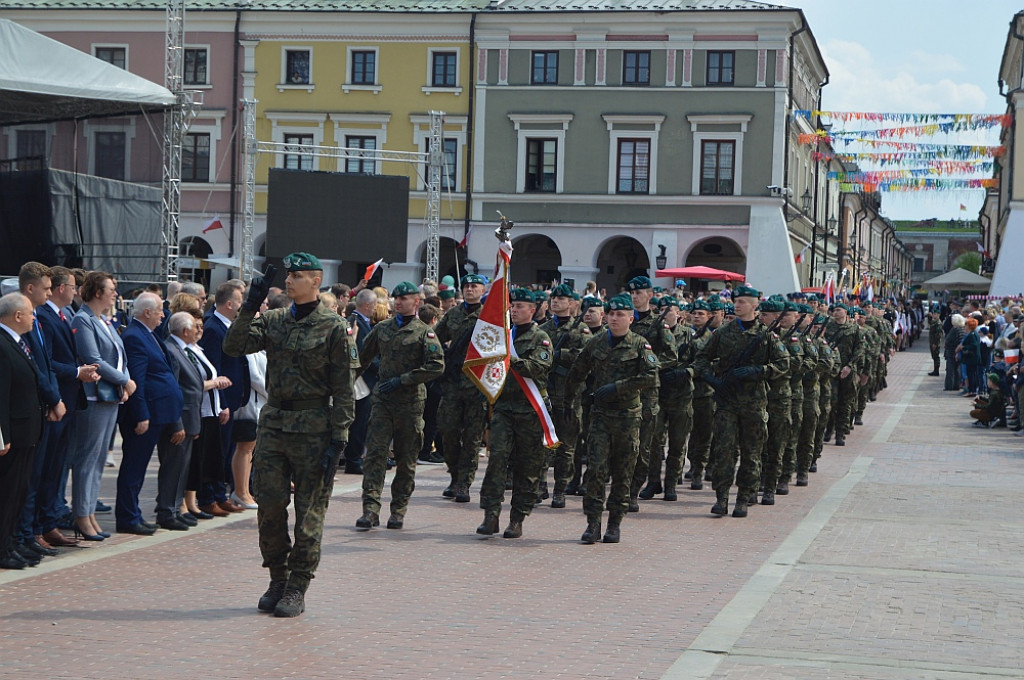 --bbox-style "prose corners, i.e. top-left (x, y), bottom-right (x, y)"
top-left (701, 315), bottom-right (782, 404)
top-left (549, 315), bottom-right (584, 381)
